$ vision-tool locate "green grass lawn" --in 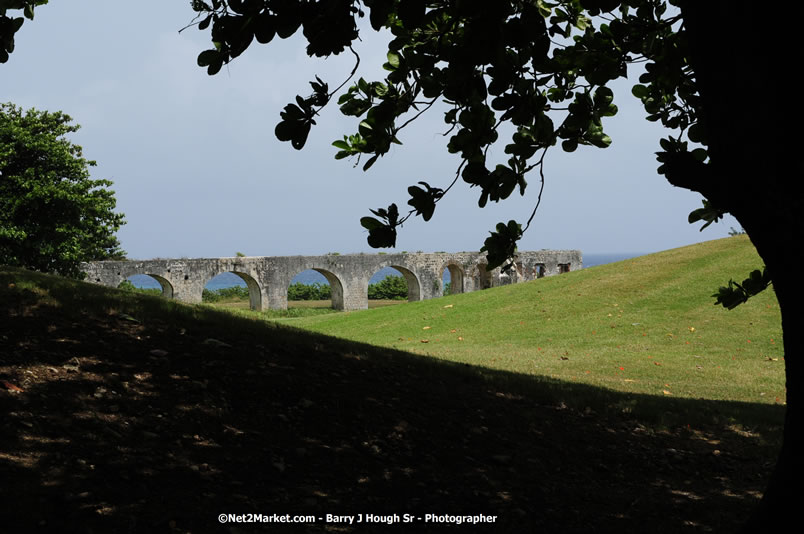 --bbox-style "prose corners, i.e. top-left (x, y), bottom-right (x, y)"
top-left (208, 298), bottom-right (403, 318)
top-left (286, 236), bottom-right (784, 406)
